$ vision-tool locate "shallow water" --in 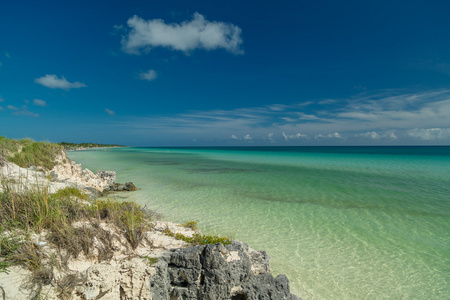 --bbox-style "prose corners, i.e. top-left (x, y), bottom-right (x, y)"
top-left (68, 146), bottom-right (450, 299)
